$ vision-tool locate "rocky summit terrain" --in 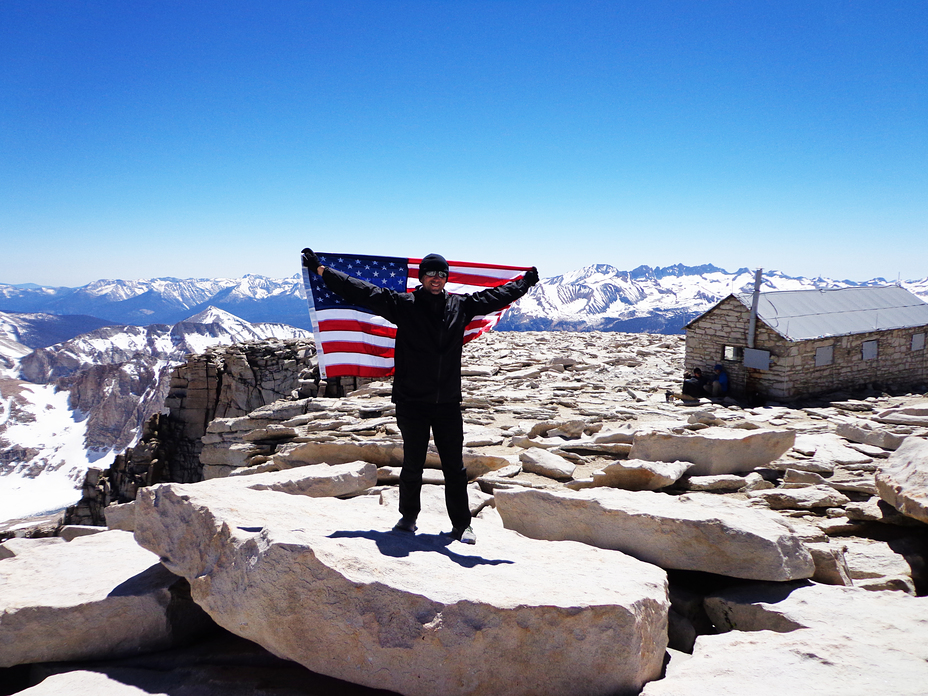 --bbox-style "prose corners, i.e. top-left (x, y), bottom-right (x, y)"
top-left (2, 330), bottom-right (928, 695)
